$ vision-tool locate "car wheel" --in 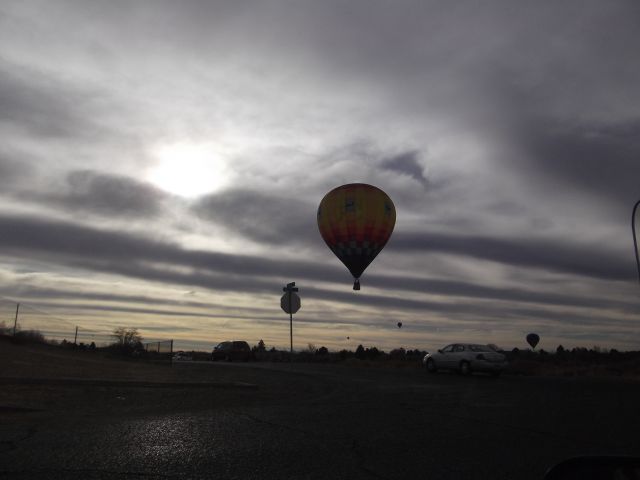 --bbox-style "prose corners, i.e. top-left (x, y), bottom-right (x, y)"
top-left (459, 360), bottom-right (471, 376)
top-left (426, 358), bottom-right (437, 373)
